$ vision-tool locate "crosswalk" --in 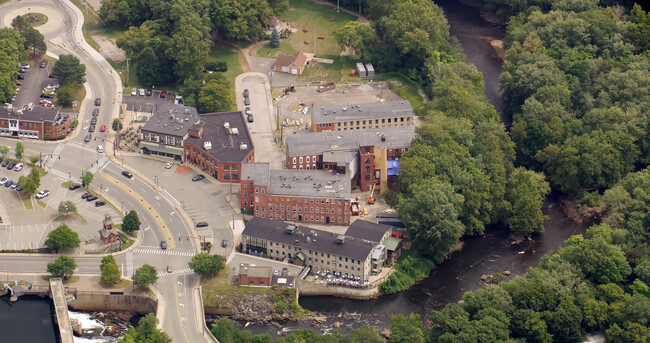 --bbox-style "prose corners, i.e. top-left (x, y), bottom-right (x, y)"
top-left (200, 183), bottom-right (219, 190)
top-left (89, 156), bottom-right (109, 173)
top-left (47, 143), bottom-right (65, 168)
top-left (133, 247), bottom-right (196, 257)
top-left (49, 168), bottom-right (80, 182)
top-left (157, 268), bottom-right (194, 277)
top-left (66, 141), bottom-right (105, 154)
